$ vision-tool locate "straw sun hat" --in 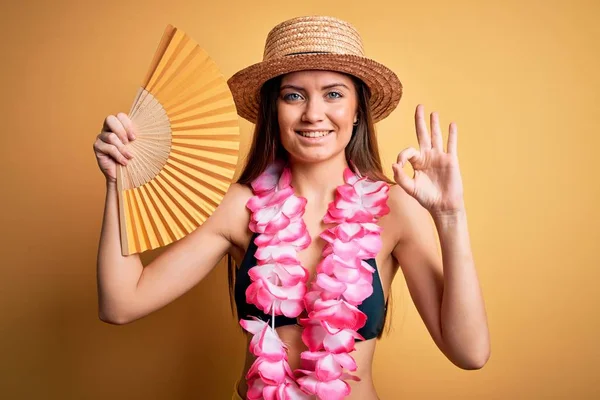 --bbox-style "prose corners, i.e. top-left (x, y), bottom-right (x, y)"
top-left (227, 15), bottom-right (403, 123)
